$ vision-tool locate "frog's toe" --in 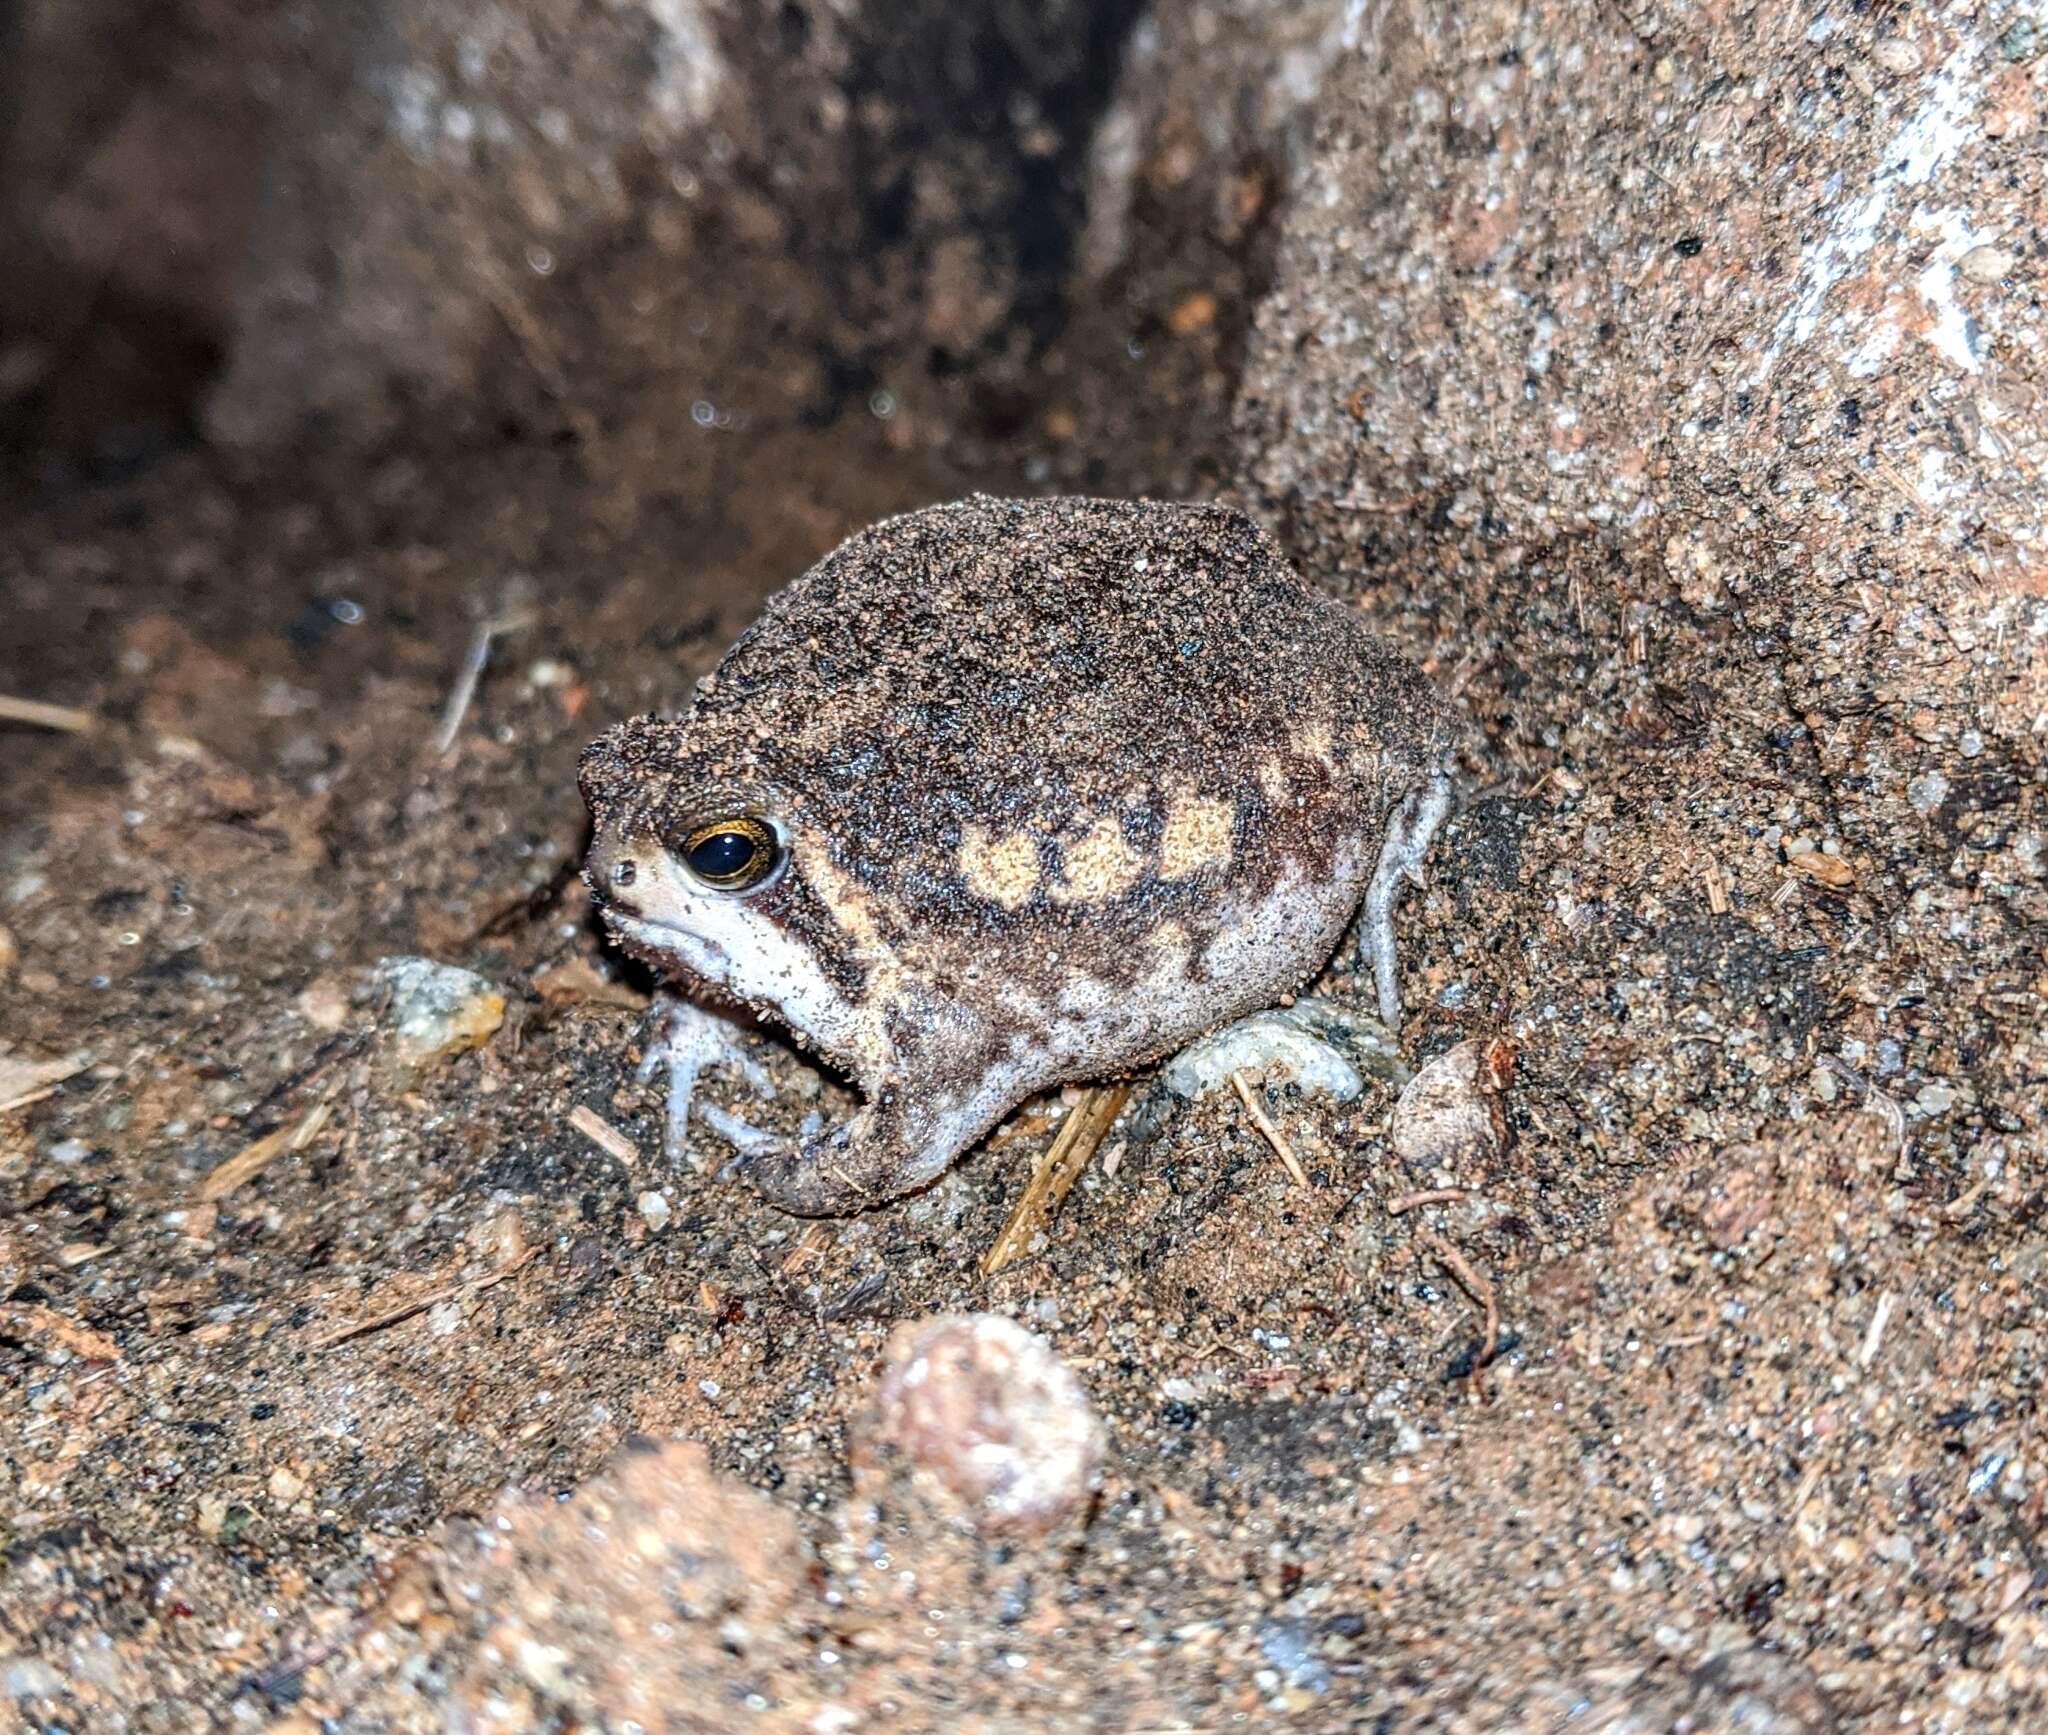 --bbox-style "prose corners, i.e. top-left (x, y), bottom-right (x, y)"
top-left (698, 1100), bottom-right (784, 1157)
top-left (1358, 765), bottom-right (1454, 1027)
top-left (638, 993), bottom-right (777, 1167)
